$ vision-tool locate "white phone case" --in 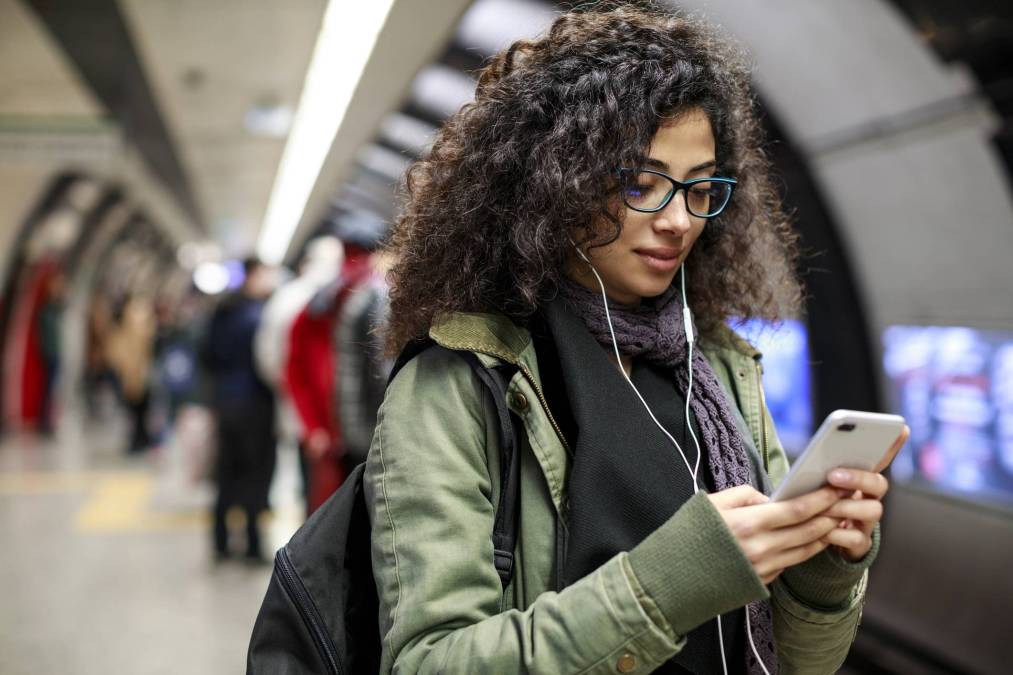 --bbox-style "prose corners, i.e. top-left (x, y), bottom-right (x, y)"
top-left (771, 409), bottom-right (905, 501)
